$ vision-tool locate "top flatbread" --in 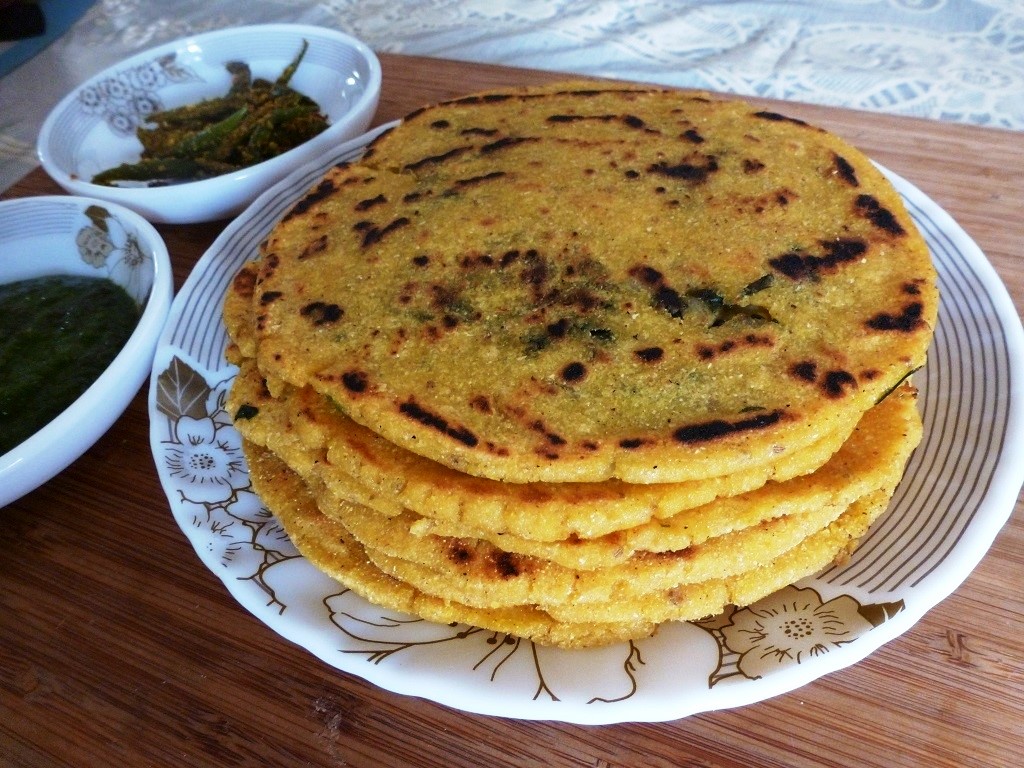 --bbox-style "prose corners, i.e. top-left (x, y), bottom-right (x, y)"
top-left (250, 82), bottom-right (937, 483)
